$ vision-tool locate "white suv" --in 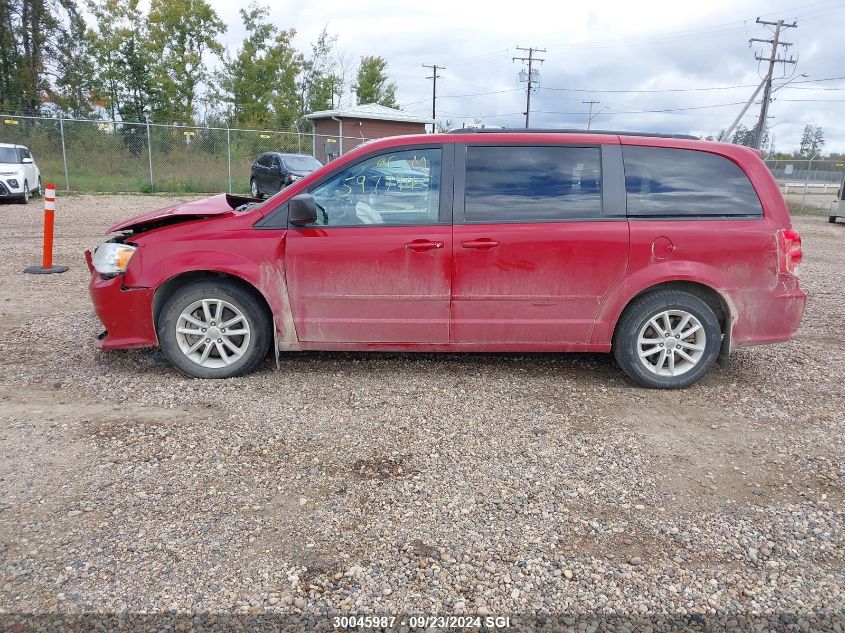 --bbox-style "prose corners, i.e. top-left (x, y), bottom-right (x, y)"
top-left (0, 143), bottom-right (42, 204)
